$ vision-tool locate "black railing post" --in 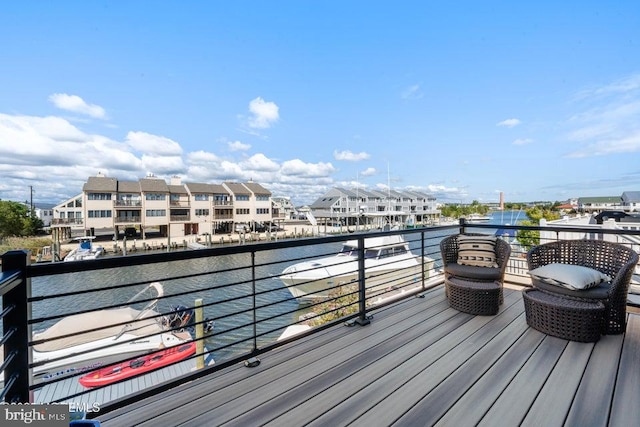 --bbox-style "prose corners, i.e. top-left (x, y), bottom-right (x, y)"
top-left (251, 251), bottom-right (257, 352)
top-left (244, 250), bottom-right (261, 367)
top-left (1, 250), bottom-right (31, 403)
top-left (354, 236), bottom-right (370, 326)
top-left (421, 231), bottom-right (426, 291)
top-left (459, 217), bottom-right (467, 234)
